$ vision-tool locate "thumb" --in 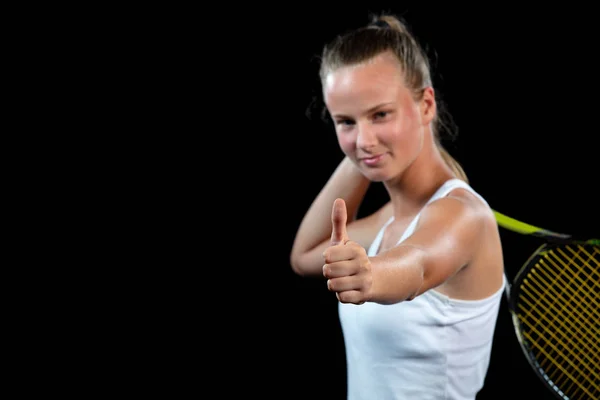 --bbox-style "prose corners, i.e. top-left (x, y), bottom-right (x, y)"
top-left (330, 198), bottom-right (349, 245)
